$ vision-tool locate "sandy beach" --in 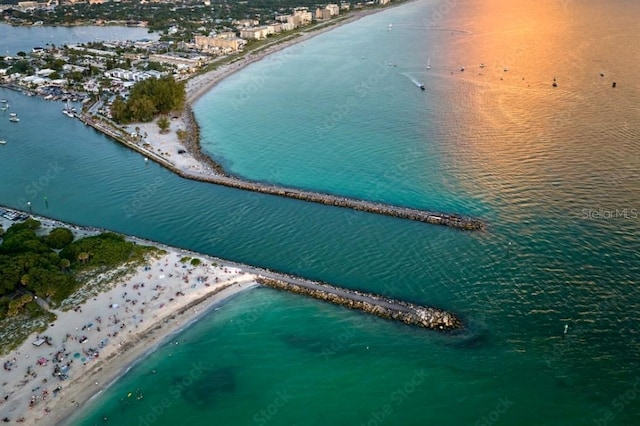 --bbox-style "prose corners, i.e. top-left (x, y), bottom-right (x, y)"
top-left (185, 9), bottom-right (387, 105)
top-left (120, 7), bottom-right (400, 180)
top-left (0, 6), bottom-right (408, 425)
top-left (0, 213), bottom-right (258, 425)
